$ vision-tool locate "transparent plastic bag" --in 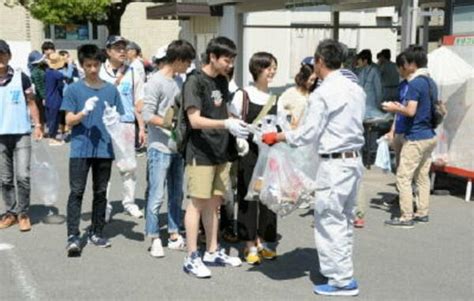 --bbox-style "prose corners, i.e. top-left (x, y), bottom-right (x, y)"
top-left (375, 136), bottom-right (392, 173)
top-left (245, 115), bottom-right (277, 201)
top-left (103, 102), bottom-right (137, 172)
top-left (259, 143), bottom-right (318, 217)
top-left (30, 141), bottom-right (60, 205)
